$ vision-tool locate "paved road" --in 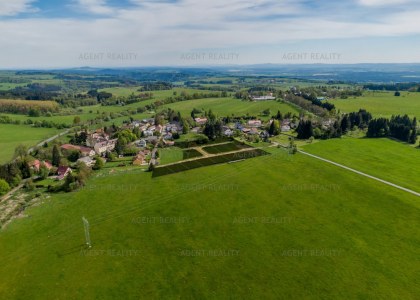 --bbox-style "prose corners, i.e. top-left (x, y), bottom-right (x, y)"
top-left (298, 150), bottom-right (420, 198)
top-left (28, 129), bottom-right (70, 153)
